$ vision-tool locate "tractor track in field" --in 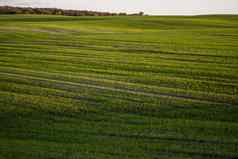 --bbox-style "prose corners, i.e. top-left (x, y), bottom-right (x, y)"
top-left (0, 72), bottom-right (235, 106)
